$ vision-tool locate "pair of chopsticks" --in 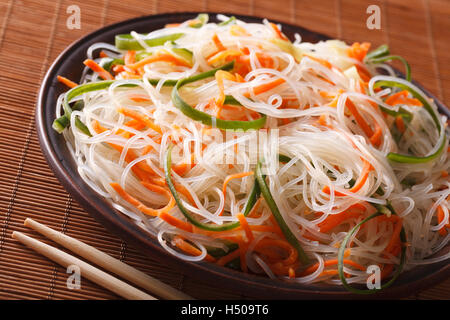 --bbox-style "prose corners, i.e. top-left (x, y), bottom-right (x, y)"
top-left (12, 218), bottom-right (193, 300)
